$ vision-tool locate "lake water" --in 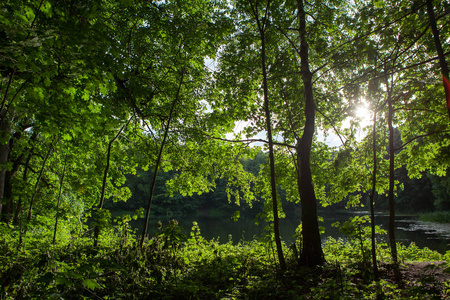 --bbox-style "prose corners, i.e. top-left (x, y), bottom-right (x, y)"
top-left (129, 211), bottom-right (450, 254)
